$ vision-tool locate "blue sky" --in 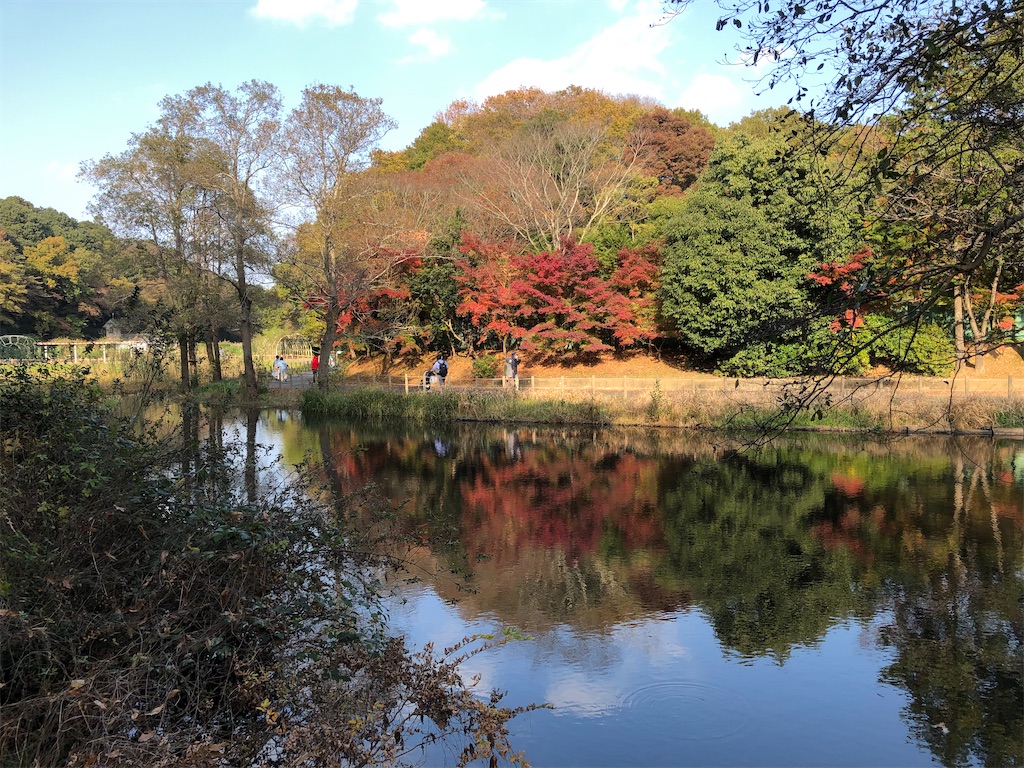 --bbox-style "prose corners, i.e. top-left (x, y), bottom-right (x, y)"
top-left (0, 0), bottom-right (785, 222)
